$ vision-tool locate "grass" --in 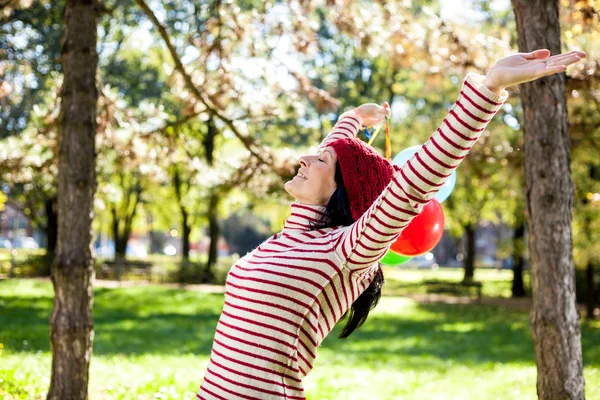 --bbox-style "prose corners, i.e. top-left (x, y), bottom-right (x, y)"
top-left (0, 278), bottom-right (598, 400)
